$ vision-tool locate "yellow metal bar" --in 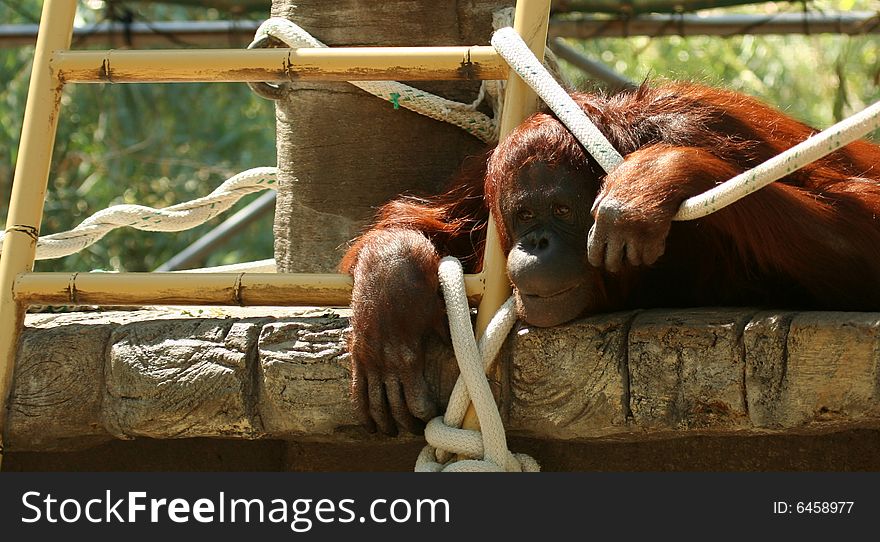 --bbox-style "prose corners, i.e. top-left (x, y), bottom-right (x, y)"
top-left (54, 46), bottom-right (507, 83)
top-left (0, 0), bottom-right (77, 469)
top-left (477, 1), bottom-right (550, 336)
top-left (465, 0), bottom-right (552, 435)
top-left (13, 272), bottom-right (485, 307)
